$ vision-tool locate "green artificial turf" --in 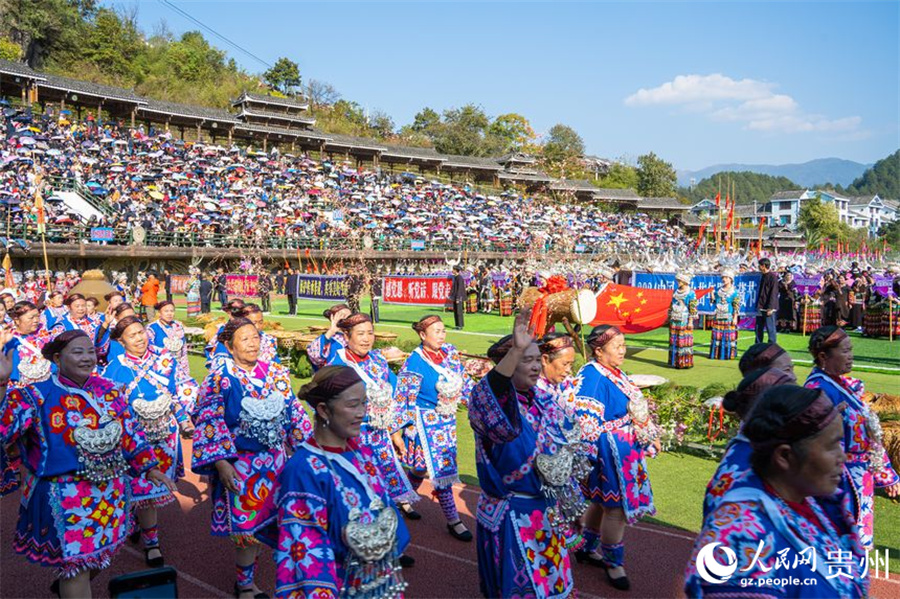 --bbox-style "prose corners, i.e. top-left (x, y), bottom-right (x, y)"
top-left (178, 295), bottom-right (900, 394)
